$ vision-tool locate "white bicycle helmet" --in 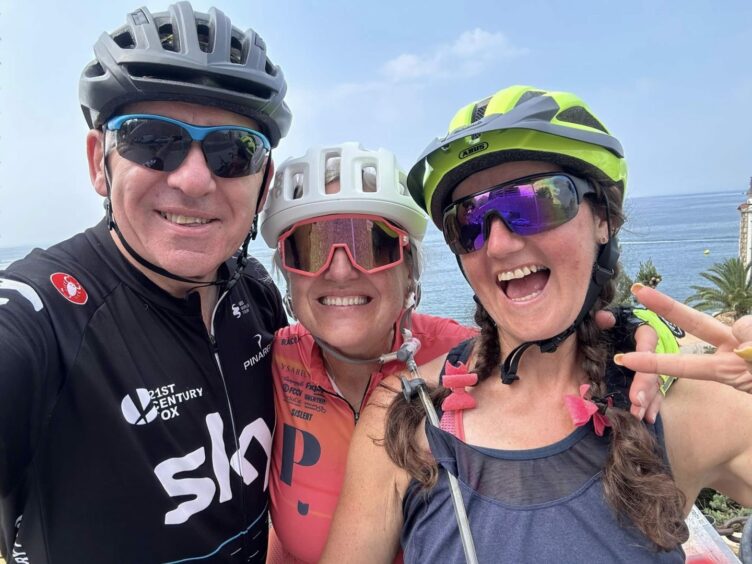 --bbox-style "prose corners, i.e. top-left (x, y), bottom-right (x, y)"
top-left (260, 142), bottom-right (428, 247)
